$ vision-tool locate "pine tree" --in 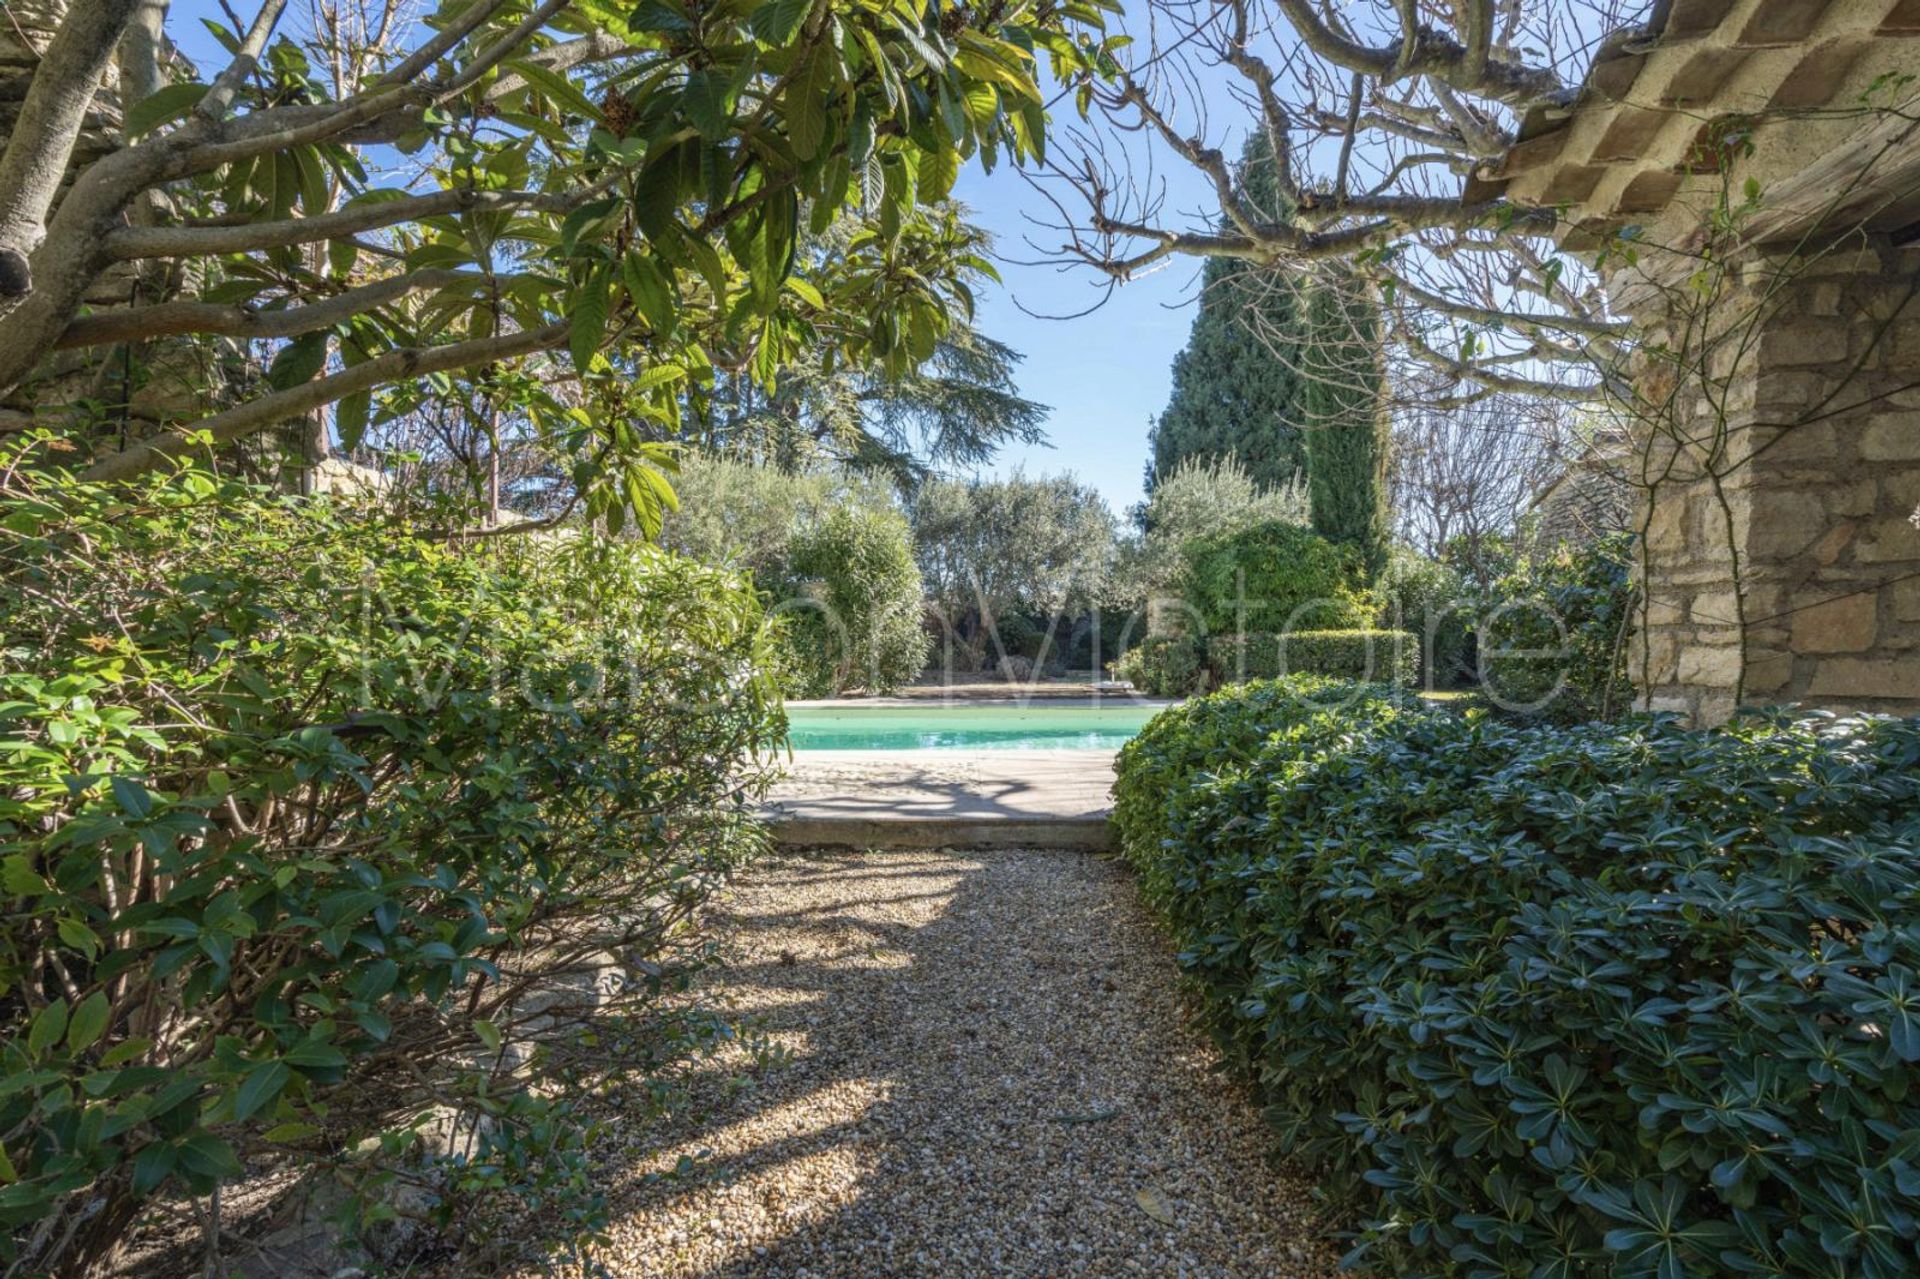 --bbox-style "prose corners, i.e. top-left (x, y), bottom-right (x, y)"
top-left (1303, 265), bottom-right (1391, 580)
top-left (1145, 135), bottom-right (1309, 493)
